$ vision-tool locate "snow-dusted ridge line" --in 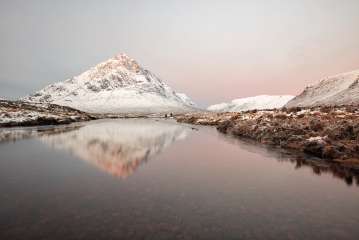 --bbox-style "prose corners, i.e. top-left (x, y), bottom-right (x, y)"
top-left (22, 53), bottom-right (196, 114)
top-left (207, 95), bottom-right (294, 112)
top-left (286, 69), bottom-right (359, 108)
